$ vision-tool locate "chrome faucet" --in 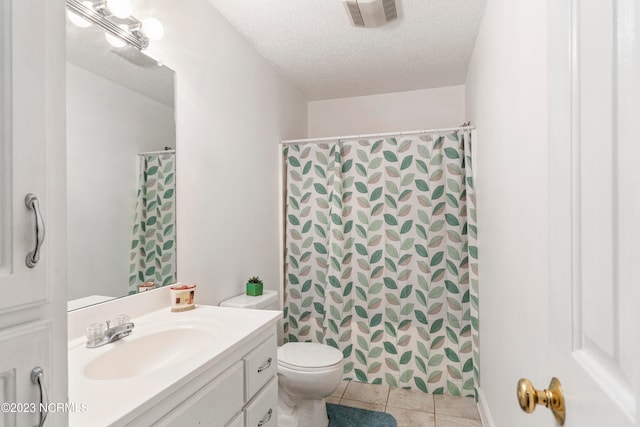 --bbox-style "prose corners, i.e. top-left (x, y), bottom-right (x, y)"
top-left (86, 315), bottom-right (135, 348)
